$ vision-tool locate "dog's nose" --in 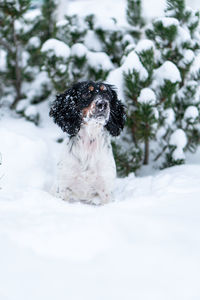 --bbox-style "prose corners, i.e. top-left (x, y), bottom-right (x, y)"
top-left (95, 99), bottom-right (108, 111)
